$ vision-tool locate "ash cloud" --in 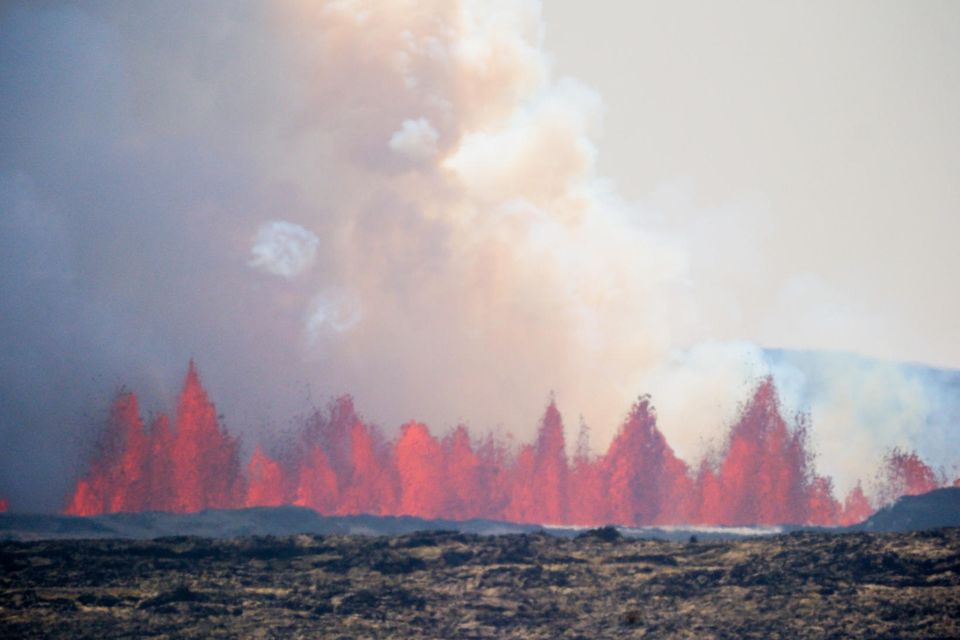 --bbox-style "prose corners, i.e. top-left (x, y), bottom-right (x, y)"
top-left (0, 0), bottom-right (955, 511)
